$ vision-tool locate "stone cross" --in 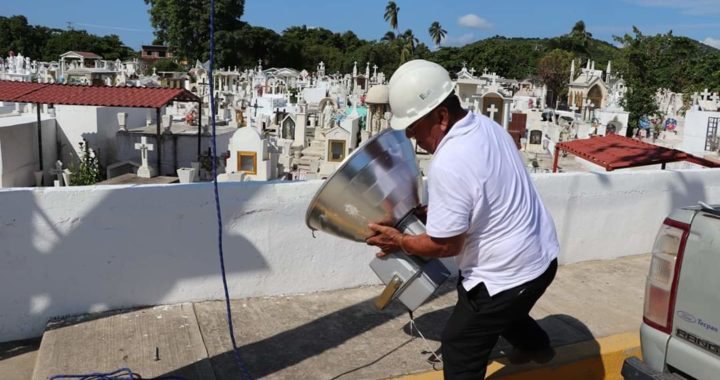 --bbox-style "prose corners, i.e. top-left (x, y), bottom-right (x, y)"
top-left (470, 67), bottom-right (476, 77)
top-left (250, 99), bottom-right (263, 117)
top-left (486, 104), bottom-right (499, 120)
top-left (569, 104), bottom-right (579, 113)
top-left (135, 137), bottom-right (154, 169)
top-left (701, 89), bottom-right (712, 101)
